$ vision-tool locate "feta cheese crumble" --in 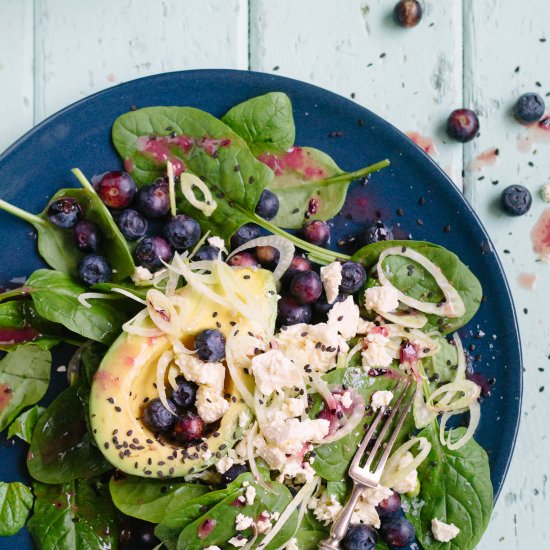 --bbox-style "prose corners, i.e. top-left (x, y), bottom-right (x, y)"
top-left (364, 286), bottom-right (399, 312)
top-left (339, 391), bottom-right (353, 409)
top-left (207, 235), bottom-right (227, 253)
top-left (196, 386), bottom-right (229, 423)
top-left (361, 332), bottom-right (393, 369)
top-left (215, 455), bottom-right (234, 474)
top-left (431, 518), bottom-right (460, 542)
top-left (245, 485), bottom-right (256, 506)
top-left (327, 296), bottom-right (360, 339)
top-left (308, 492), bottom-right (343, 525)
top-left (282, 397), bottom-right (305, 418)
top-left (392, 451), bottom-right (419, 494)
top-left (371, 390), bottom-right (394, 410)
top-left (205, 547), bottom-right (221, 550)
top-left (175, 355), bottom-right (226, 392)
top-left (251, 349), bottom-right (303, 394)
top-left (540, 183), bottom-right (550, 203)
top-left (320, 261), bottom-right (342, 304)
top-left (228, 536), bottom-right (248, 548)
top-left (235, 513), bottom-right (255, 531)
top-left (262, 416), bottom-right (330, 454)
top-left (285, 538), bottom-right (299, 550)
top-left (131, 266), bottom-right (154, 283)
